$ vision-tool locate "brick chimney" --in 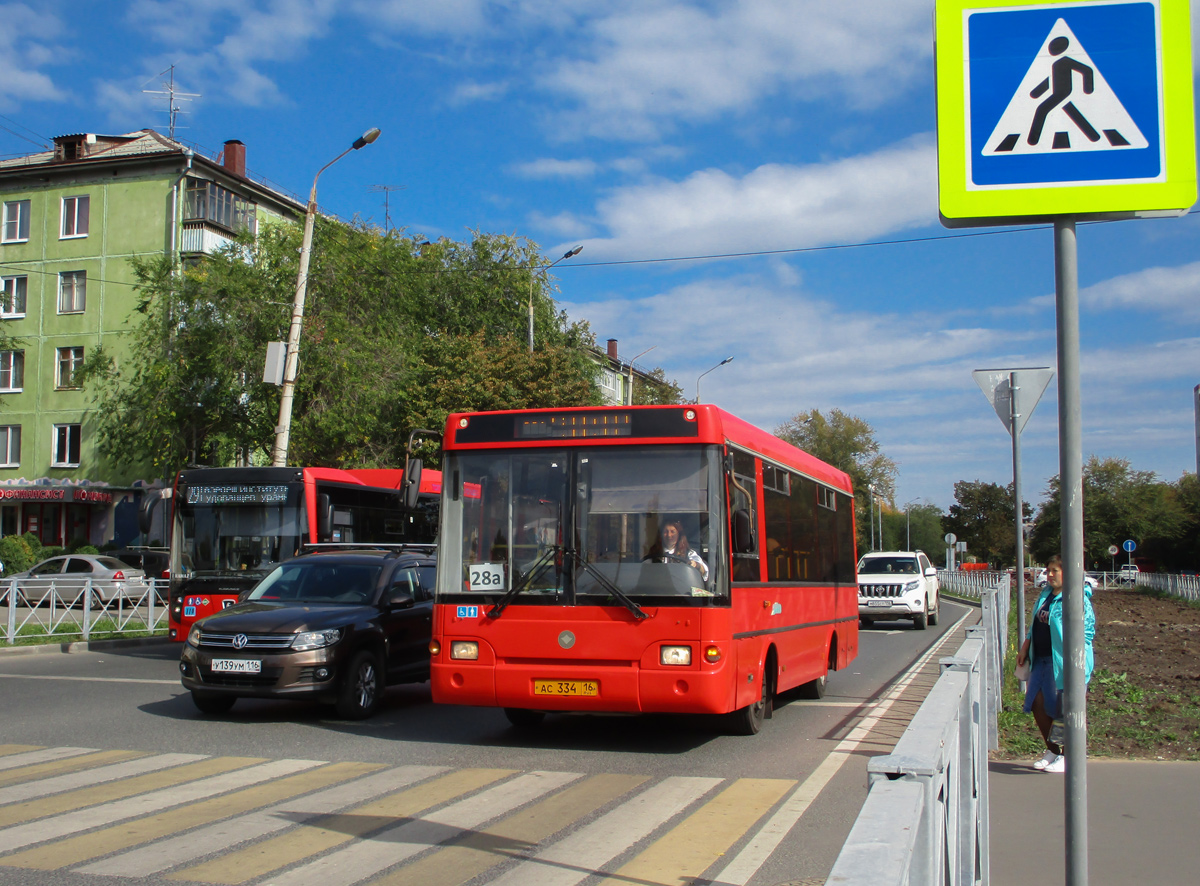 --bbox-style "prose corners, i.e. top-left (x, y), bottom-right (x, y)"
top-left (607, 339), bottom-right (619, 360)
top-left (223, 139), bottom-right (246, 177)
